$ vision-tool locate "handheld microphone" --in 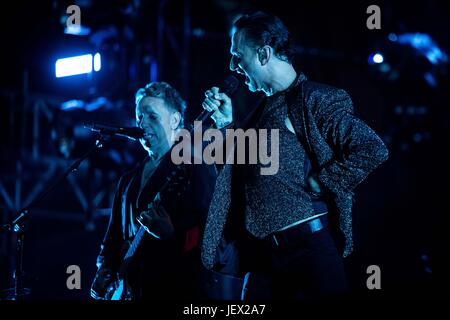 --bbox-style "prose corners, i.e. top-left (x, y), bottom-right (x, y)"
top-left (195, 75), bottom-right (239, 122)
top-left (84, 123), bottom-right (145, 140)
